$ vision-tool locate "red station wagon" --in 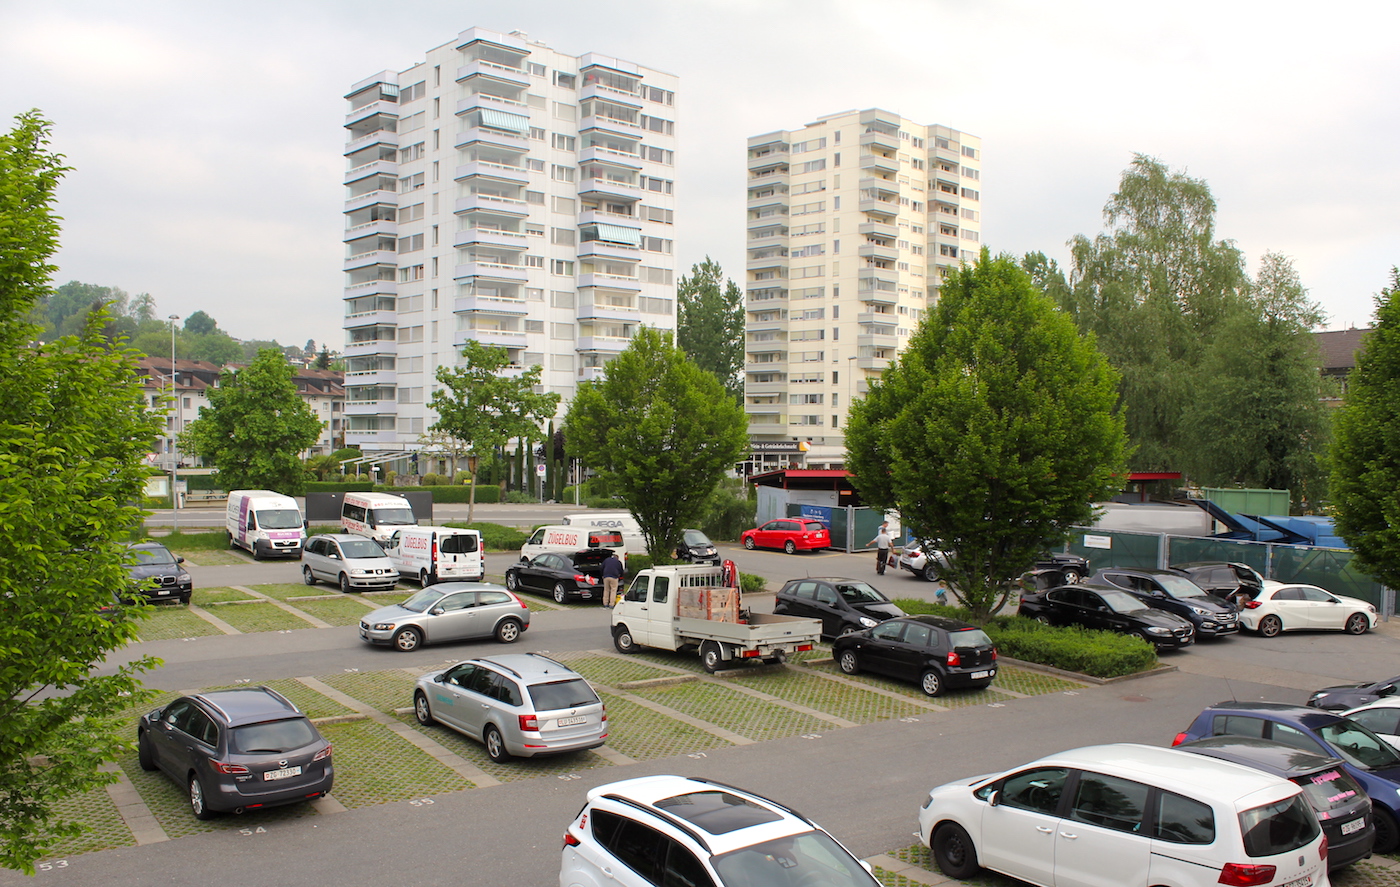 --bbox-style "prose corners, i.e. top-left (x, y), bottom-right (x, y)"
top-left (740, 518), bottom-right (831, 554)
